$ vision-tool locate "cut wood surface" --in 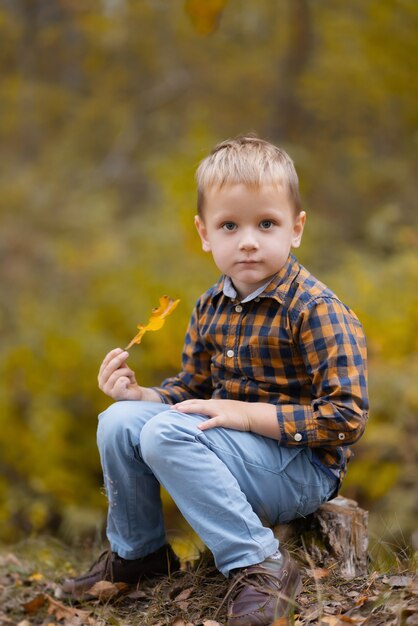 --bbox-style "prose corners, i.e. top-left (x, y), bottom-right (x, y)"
top-left (272, 496), bottom-right (369, 579)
